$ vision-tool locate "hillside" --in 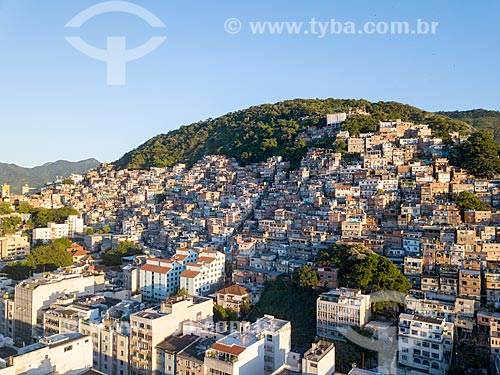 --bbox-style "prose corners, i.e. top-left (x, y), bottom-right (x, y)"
top-left (114, 98), bottom-right (473, 170)
top-left (0, 158), bottom-right (100, 193)
top-left (437, 109), bottom-right (500, 143)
